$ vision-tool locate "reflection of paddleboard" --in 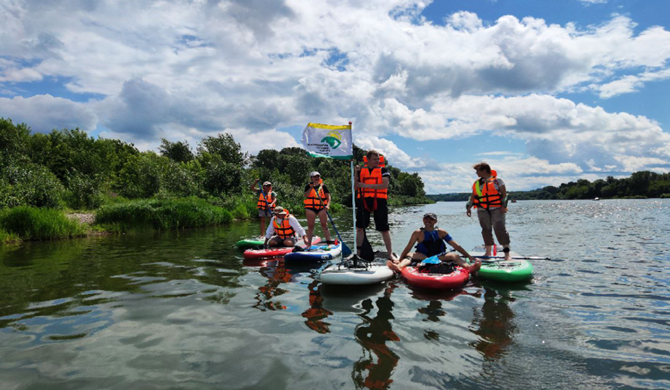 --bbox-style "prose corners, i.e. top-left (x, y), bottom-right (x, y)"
top-left (472, 245), bottom-right (533, 283)
top-left (317, 252), bottom-right (395, 286)
top-left (243, 237), bottom-right (320, 259)
top-left (320, 283), bottom-right (388, 313)
top-left (283, 240), bottom-right (342, 263)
